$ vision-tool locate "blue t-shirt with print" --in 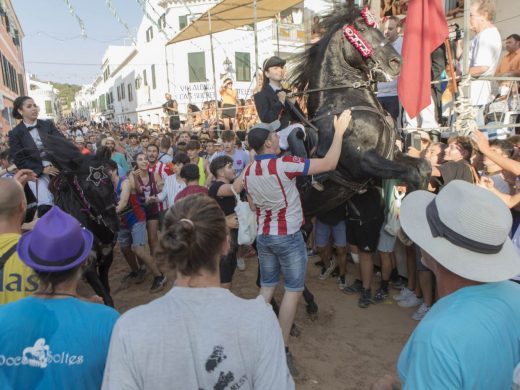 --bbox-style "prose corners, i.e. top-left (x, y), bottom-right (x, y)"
top-left (398, 281), bottom-right (520, 389)
top-left (216, 149), bottom-right (250, 176)
top-left (0, 296), bottom-right (119, 390)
